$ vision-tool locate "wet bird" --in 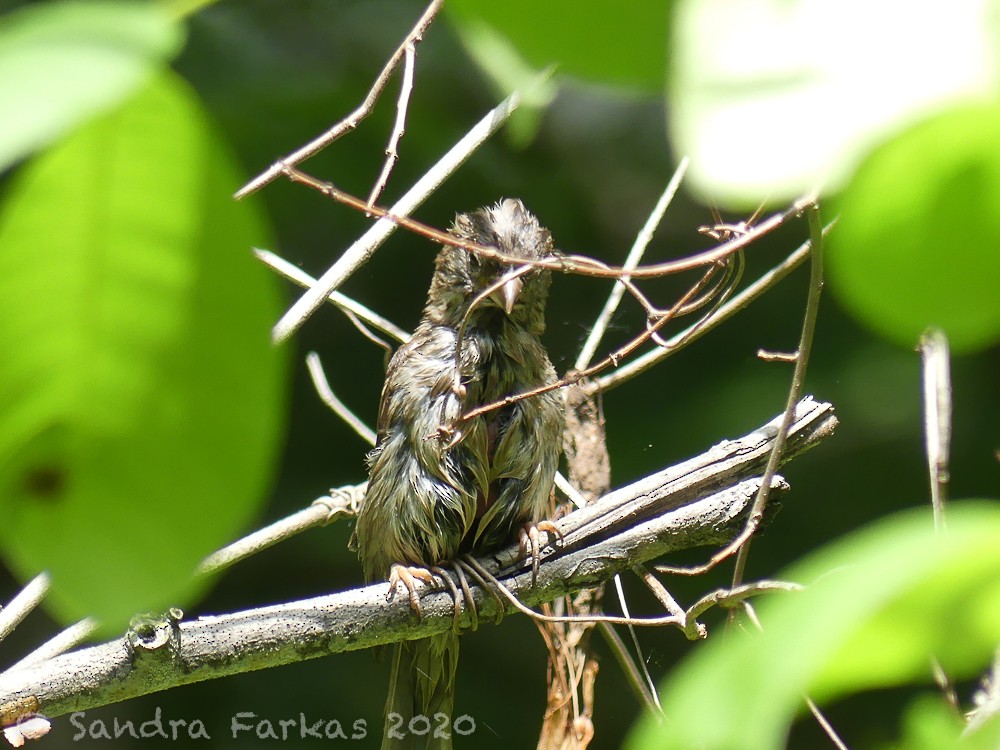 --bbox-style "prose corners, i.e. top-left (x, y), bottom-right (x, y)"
top-left (353, 199), bottom-right (564, 749)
